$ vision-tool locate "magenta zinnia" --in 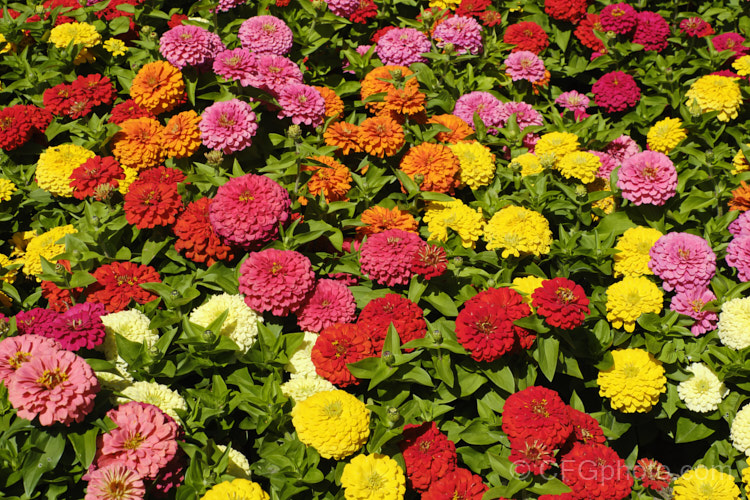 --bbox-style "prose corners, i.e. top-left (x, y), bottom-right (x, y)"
top-left (238, 249), bottom-right (315, 315)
